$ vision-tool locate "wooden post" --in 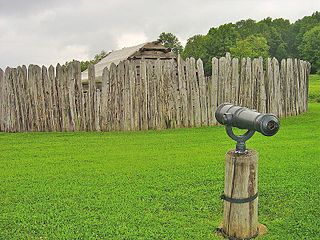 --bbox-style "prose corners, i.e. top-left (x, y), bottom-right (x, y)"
top-left (221, 149), bottom-right (265, 239)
